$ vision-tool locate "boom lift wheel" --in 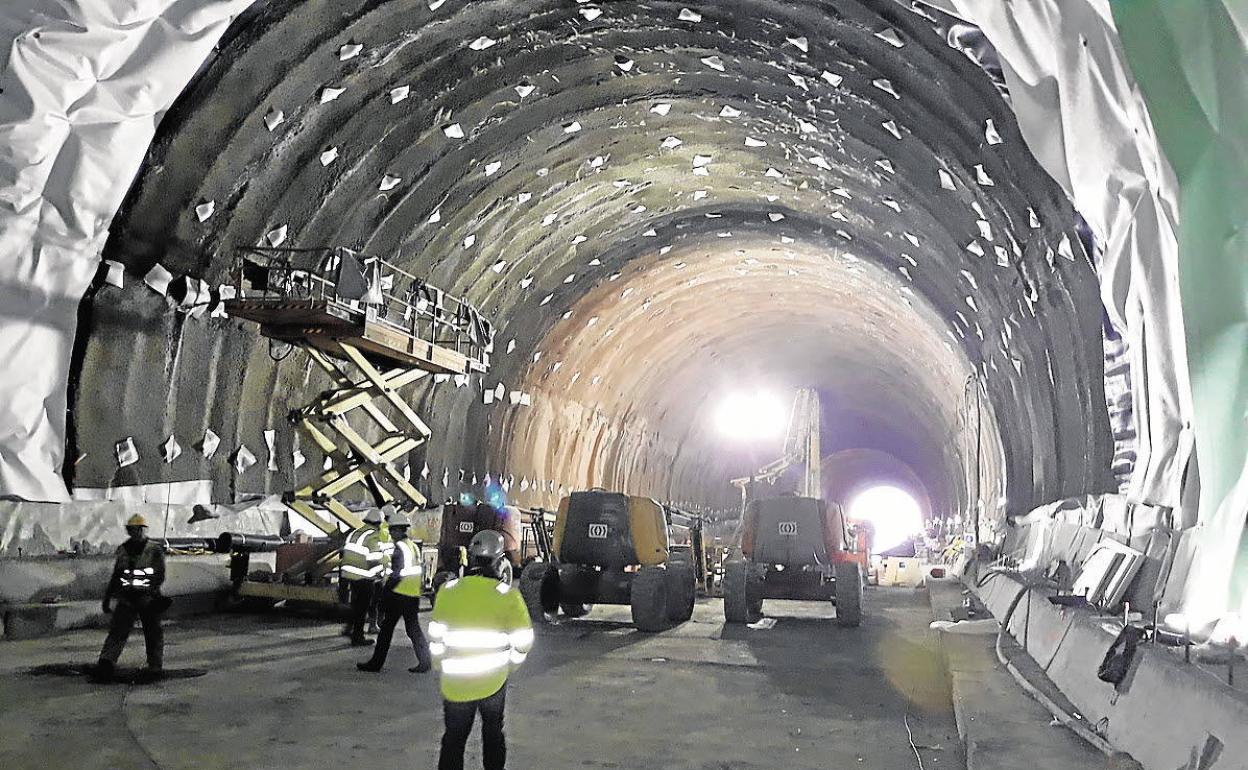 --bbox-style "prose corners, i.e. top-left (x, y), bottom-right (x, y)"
top-left (723, 559), bottom-right (763, 624)
top-left (519, 561), bottom-right (559, 623)
top-left (630, 566), bottom-right (671, 632)
top-left (665, 557), bottom-right (696, 622)
top-left (834, 560), bottom-right (863, 628)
